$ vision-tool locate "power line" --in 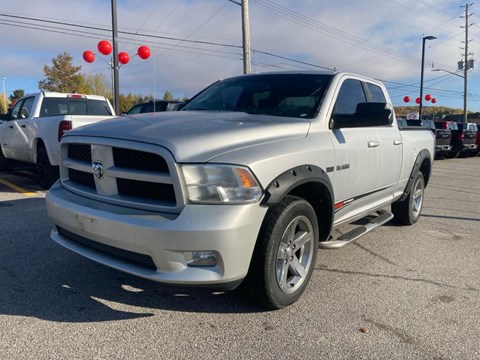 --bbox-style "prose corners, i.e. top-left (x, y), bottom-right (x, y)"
top-left (251, 0), bottom-right (452, 69)
top-left (0, 13), bottom-right (334, 72)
